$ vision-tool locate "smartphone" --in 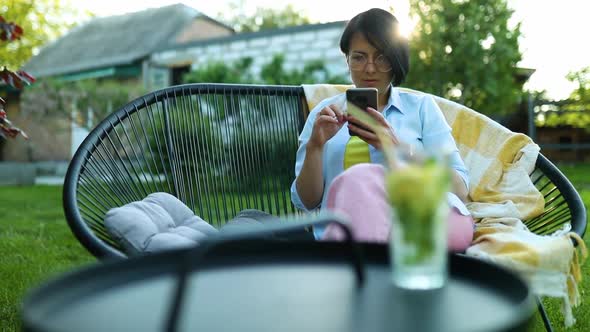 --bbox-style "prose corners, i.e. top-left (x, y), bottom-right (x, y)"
top-left (346, 88), bottom-right (378, 136)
